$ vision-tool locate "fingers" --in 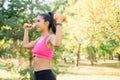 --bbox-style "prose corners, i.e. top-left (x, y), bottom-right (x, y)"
top-left (23, 23), bottom-right (35, 29)
top-left (63, 16), bottom-right (66, 21)
top-left (54, 14), bottom-right (66, 22)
